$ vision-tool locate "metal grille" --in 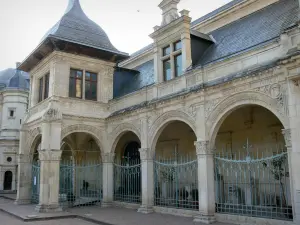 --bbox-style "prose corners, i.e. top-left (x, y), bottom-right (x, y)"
top-left (113, 159), bottom-right (141, 203)
top-left (154, 156), bottom-right (198, 210)
top-left (31, 162), bottom-right (40, 204)
top-left (59, 160), bottom-right (103, 208)
top-left (215, 143), bottom-right (293, 221)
